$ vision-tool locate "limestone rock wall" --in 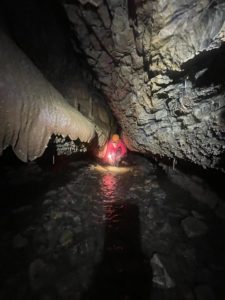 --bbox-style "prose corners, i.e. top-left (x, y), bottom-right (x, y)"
top-left (62, 0), bottom-right (225, 170)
